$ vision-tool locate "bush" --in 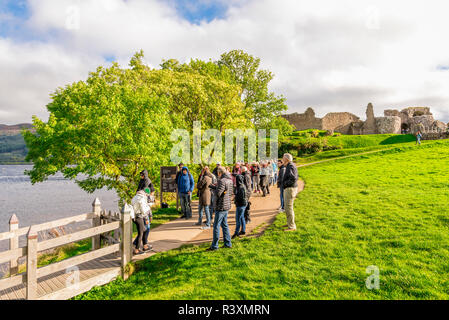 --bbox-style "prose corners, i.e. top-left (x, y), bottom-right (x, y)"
top-left (311, 130), bottom-right (320, 138)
